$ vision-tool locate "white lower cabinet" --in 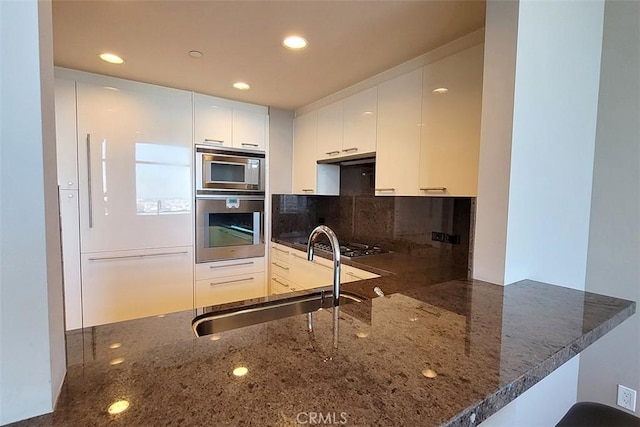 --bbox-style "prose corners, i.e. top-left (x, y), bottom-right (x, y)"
top-left (342, 265), bottom-right (379, 283)
top-left (269, 243), bottom-right (379, 295)
top-left (81, 247), bottom-right (193, 327)
top-left (195, 257), bottom-right (266, 307)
